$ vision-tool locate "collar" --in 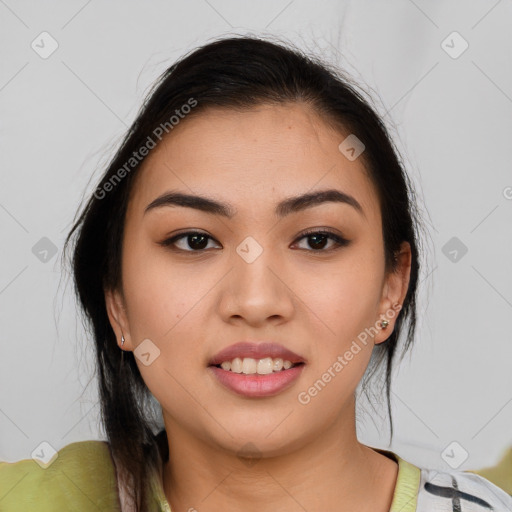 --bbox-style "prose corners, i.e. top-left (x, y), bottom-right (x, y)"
top-left (371, 447), bottom-right (421, 512)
